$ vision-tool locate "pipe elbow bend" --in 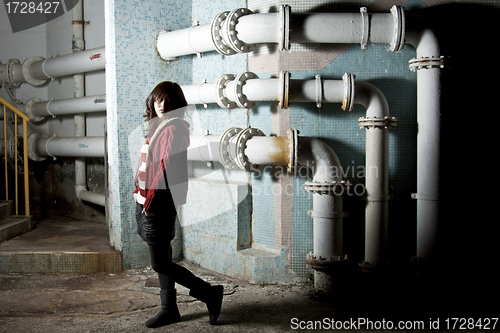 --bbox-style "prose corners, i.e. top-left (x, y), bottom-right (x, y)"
top-left (354, 81), bottom-right (390, 119)
top-left (297, 137), bottom-right (342, 184)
